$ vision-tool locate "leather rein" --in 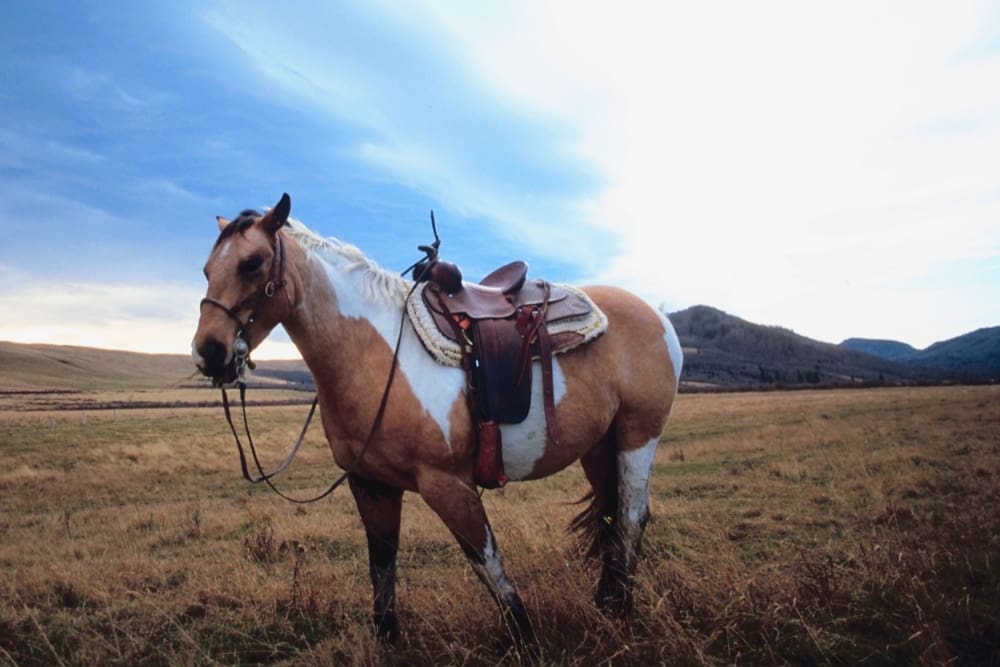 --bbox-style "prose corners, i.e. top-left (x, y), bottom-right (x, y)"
top-left (200, 231), bottom-right (419, 504)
